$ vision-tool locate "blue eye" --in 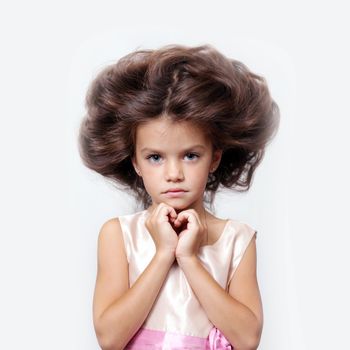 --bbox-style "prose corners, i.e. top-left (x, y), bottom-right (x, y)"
top-left (146, 153), bottom-right (200, 163)
top-left (146, 154), bottom-right (162, 163)
top-left (185, 153), bottom-right (199, 160)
